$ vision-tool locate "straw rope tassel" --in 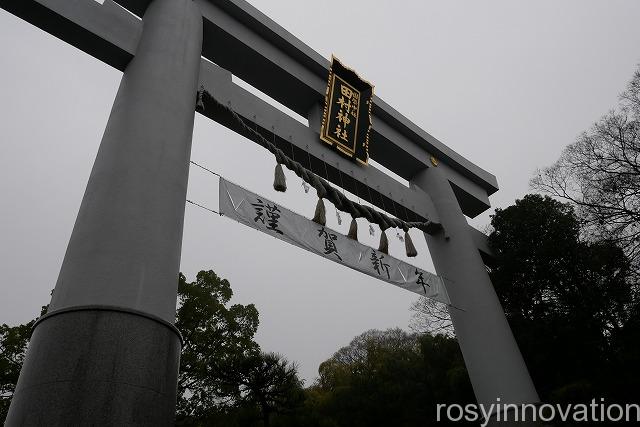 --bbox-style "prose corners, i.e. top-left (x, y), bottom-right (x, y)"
top-left (378, 229), bottom-right (389, 254)
top-left (312, 197), bottom-right (326, 226)
top-left (273, 162), bottom-right (287, 192)
top-left (404, 229), bottom-right (417, 257)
